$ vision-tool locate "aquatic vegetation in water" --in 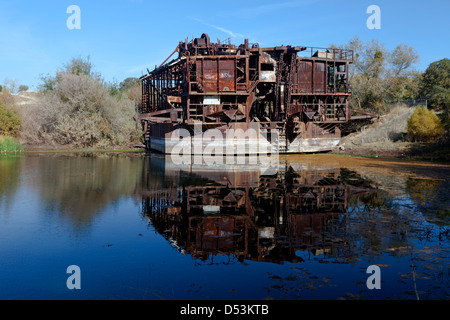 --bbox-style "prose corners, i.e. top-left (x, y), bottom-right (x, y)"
top-left (0, 135), bottom-right (24, 153)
